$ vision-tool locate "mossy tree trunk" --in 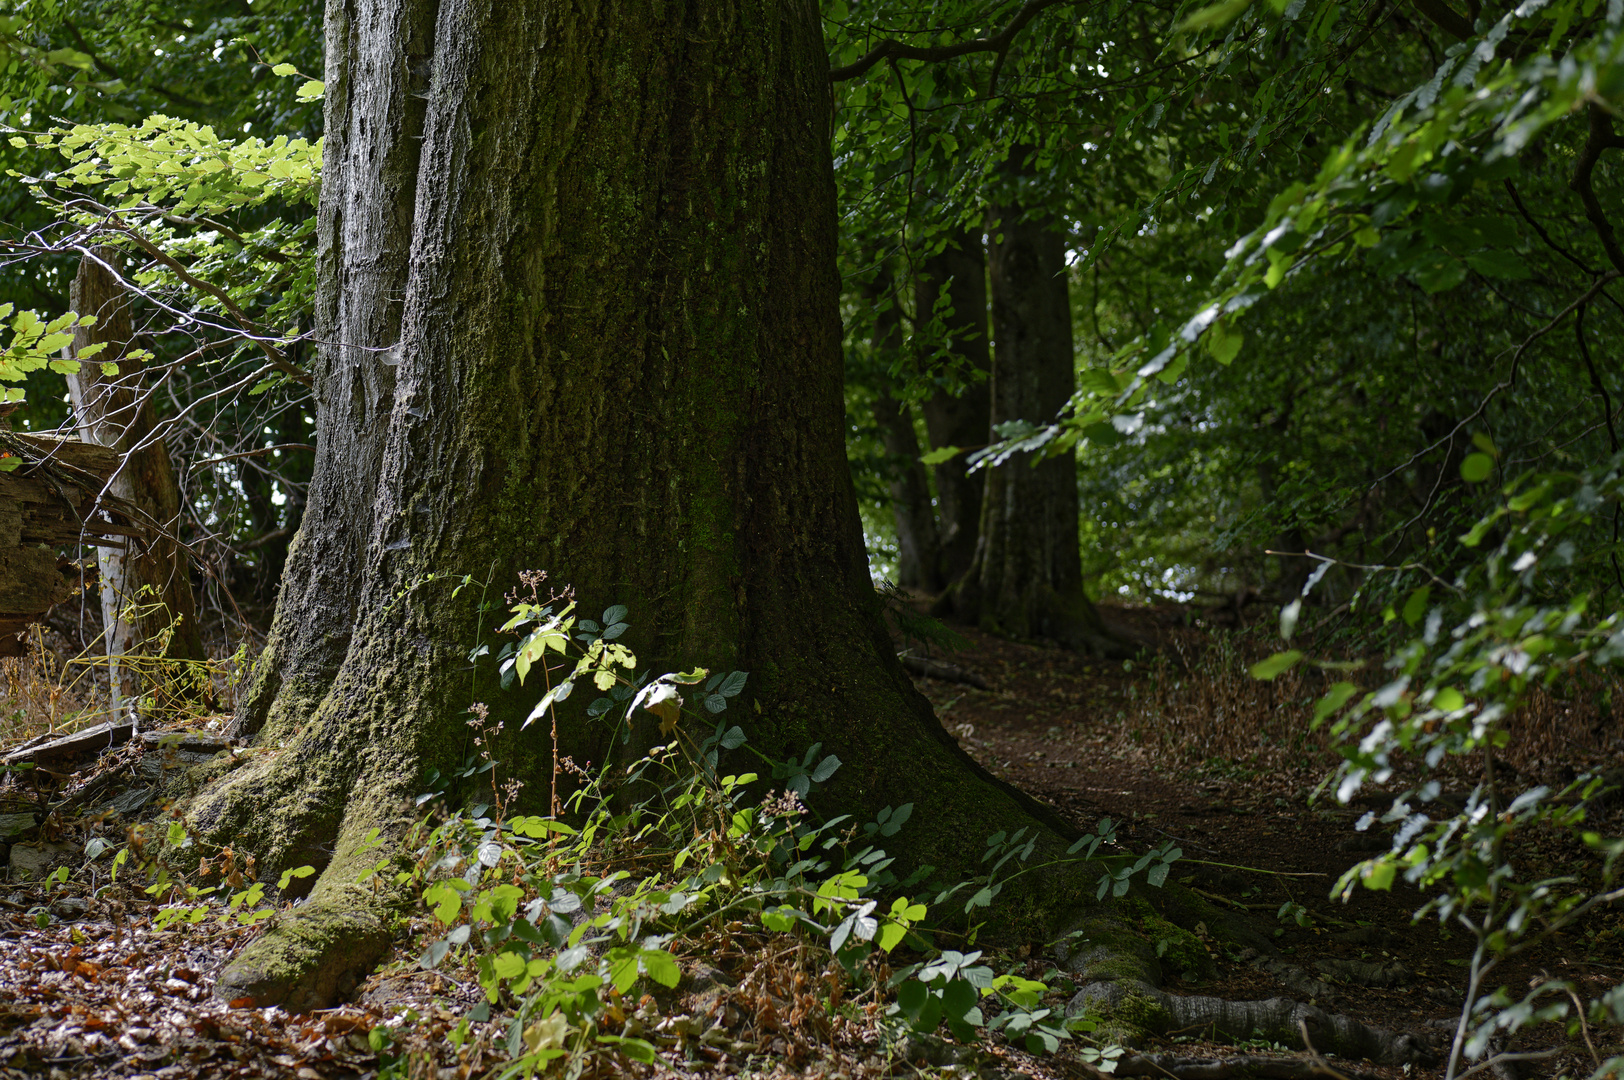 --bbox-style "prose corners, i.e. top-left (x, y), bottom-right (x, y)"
top-left (66, 250), bottom-right (205, 711)
top-left (940, 155), bottom-right (1122, 655)
top-left (196, 0), bottom-right (1090, 1010)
